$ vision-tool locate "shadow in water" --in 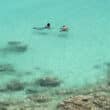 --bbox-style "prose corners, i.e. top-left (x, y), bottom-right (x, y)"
top-left (37, 32), bottom-right (49, 35)
top-left (58, 32), bottom-right (69, 38)
top-left (32, 30), bottom-right (49, 36)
